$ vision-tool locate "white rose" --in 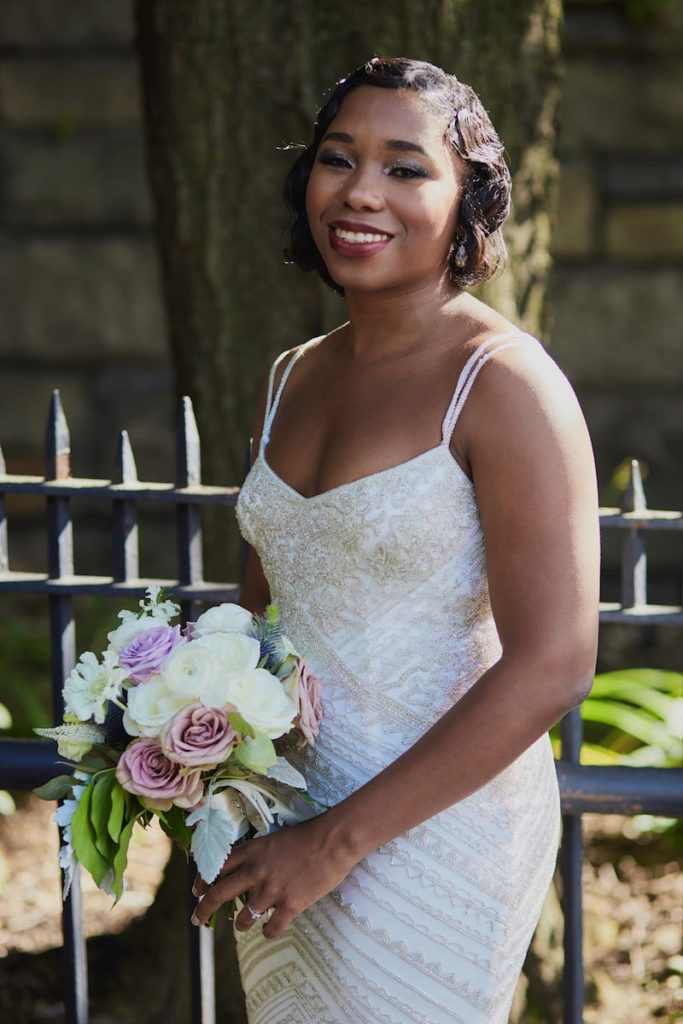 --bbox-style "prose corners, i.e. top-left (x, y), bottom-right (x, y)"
top-left (224, 668), bottom-right (297, 738)
top-left (158, 642), bottom-right (222, 701)
top-left (106, 614), bottom-right (164, 655)
top-left (123, 676), bottom-right (189, 737)
top-left (193, 603), bottom-right (254, 637)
